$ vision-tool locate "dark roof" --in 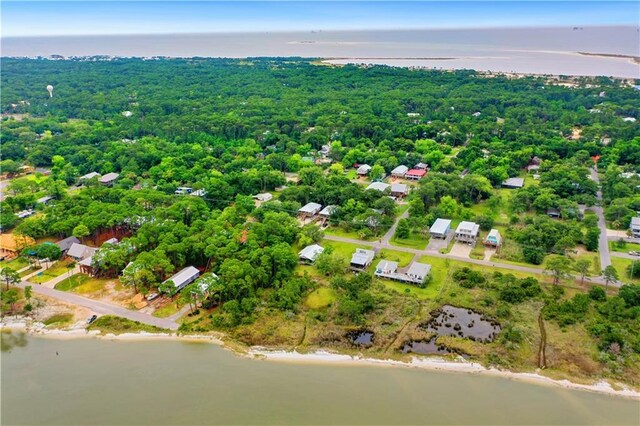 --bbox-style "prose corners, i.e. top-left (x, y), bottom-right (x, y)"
top-left (56, 236), bottom-right (81, 252)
